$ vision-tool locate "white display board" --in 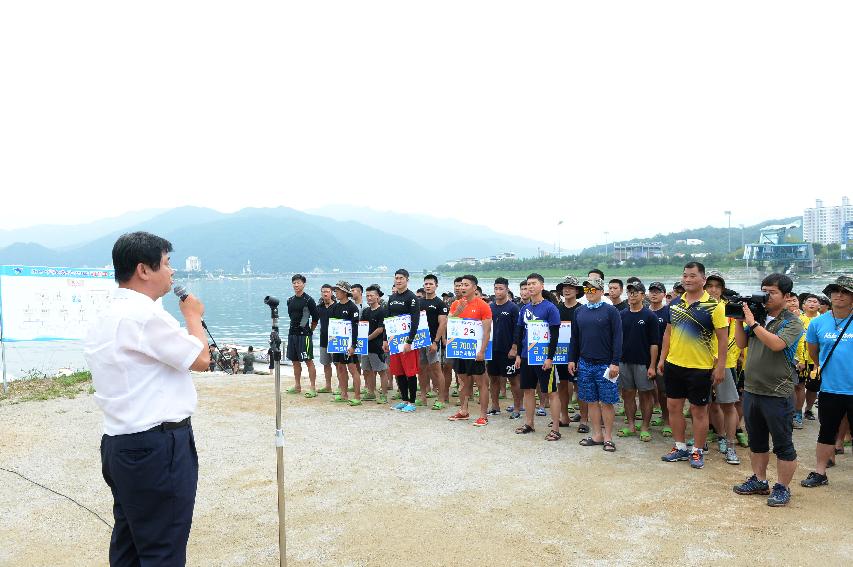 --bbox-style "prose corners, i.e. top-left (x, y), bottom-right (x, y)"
top-left (0, 265), bottom-right (116, 341)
